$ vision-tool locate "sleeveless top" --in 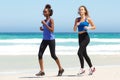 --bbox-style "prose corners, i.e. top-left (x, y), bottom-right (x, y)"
top-left (43, 18), bottom-right (55, 40)
top-left (78, 17), bottom-right (89, 32)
